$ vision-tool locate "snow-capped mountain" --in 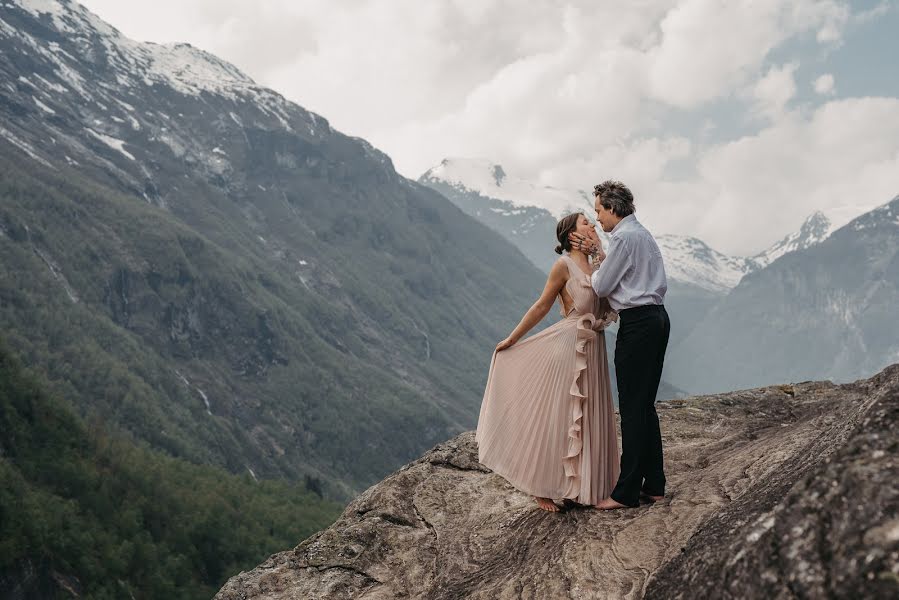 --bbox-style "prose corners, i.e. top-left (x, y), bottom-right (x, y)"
top-left (752, 211), bottom-right (833, 268)
top-left (420, 157), bottom-right (882, 297)
top-left (420, 159), bottom-right (596, 272)
top-left (420, 158), bottom-right (753, 294)
top-left (421, 158), bottom-right (592, 219)
top-left (656, 235), bottom-right (755, 294)
top-left (751, 205), bottom-right (881, 268)
top-left (669, 194), bottom-right (899, 394)
top-left (0, 0), bottom-right (341, 204)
